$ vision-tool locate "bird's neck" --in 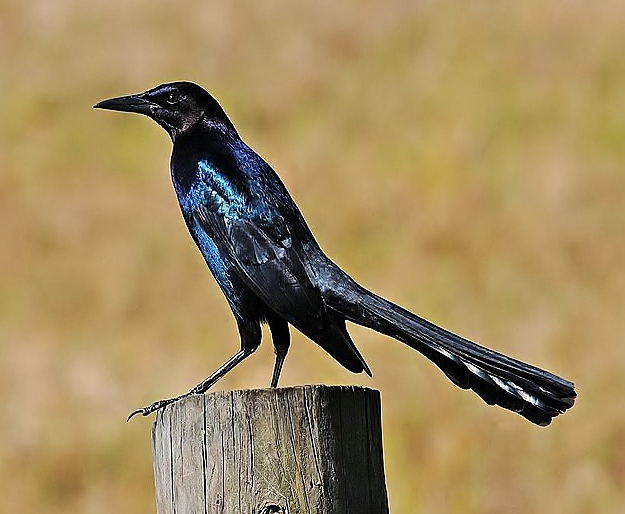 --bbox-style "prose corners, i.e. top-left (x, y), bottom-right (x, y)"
top-left (170, 124), bottom-right (241, 198)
